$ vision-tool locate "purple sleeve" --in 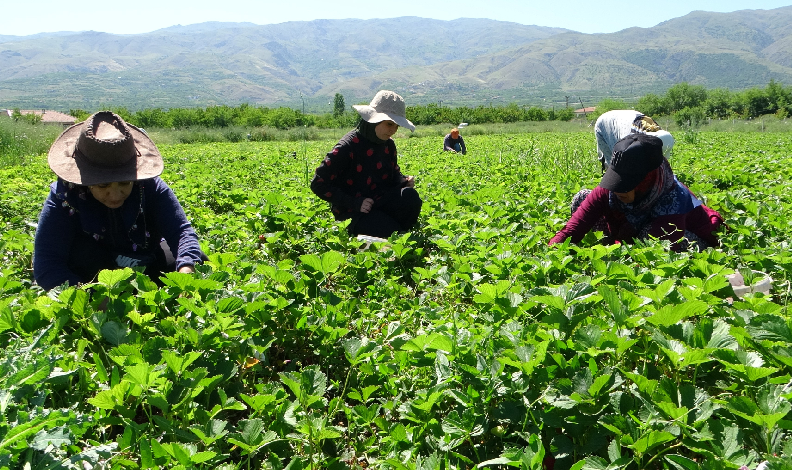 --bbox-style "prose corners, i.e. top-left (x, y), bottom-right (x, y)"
top-left (147, 178), bottom-right (204, 270)
top-left (685, 205), bottom-right (723, 247)
top-left (33, 184), bottom-right (82, 290)
top-left (549, 186), bottom-right (610, 245)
